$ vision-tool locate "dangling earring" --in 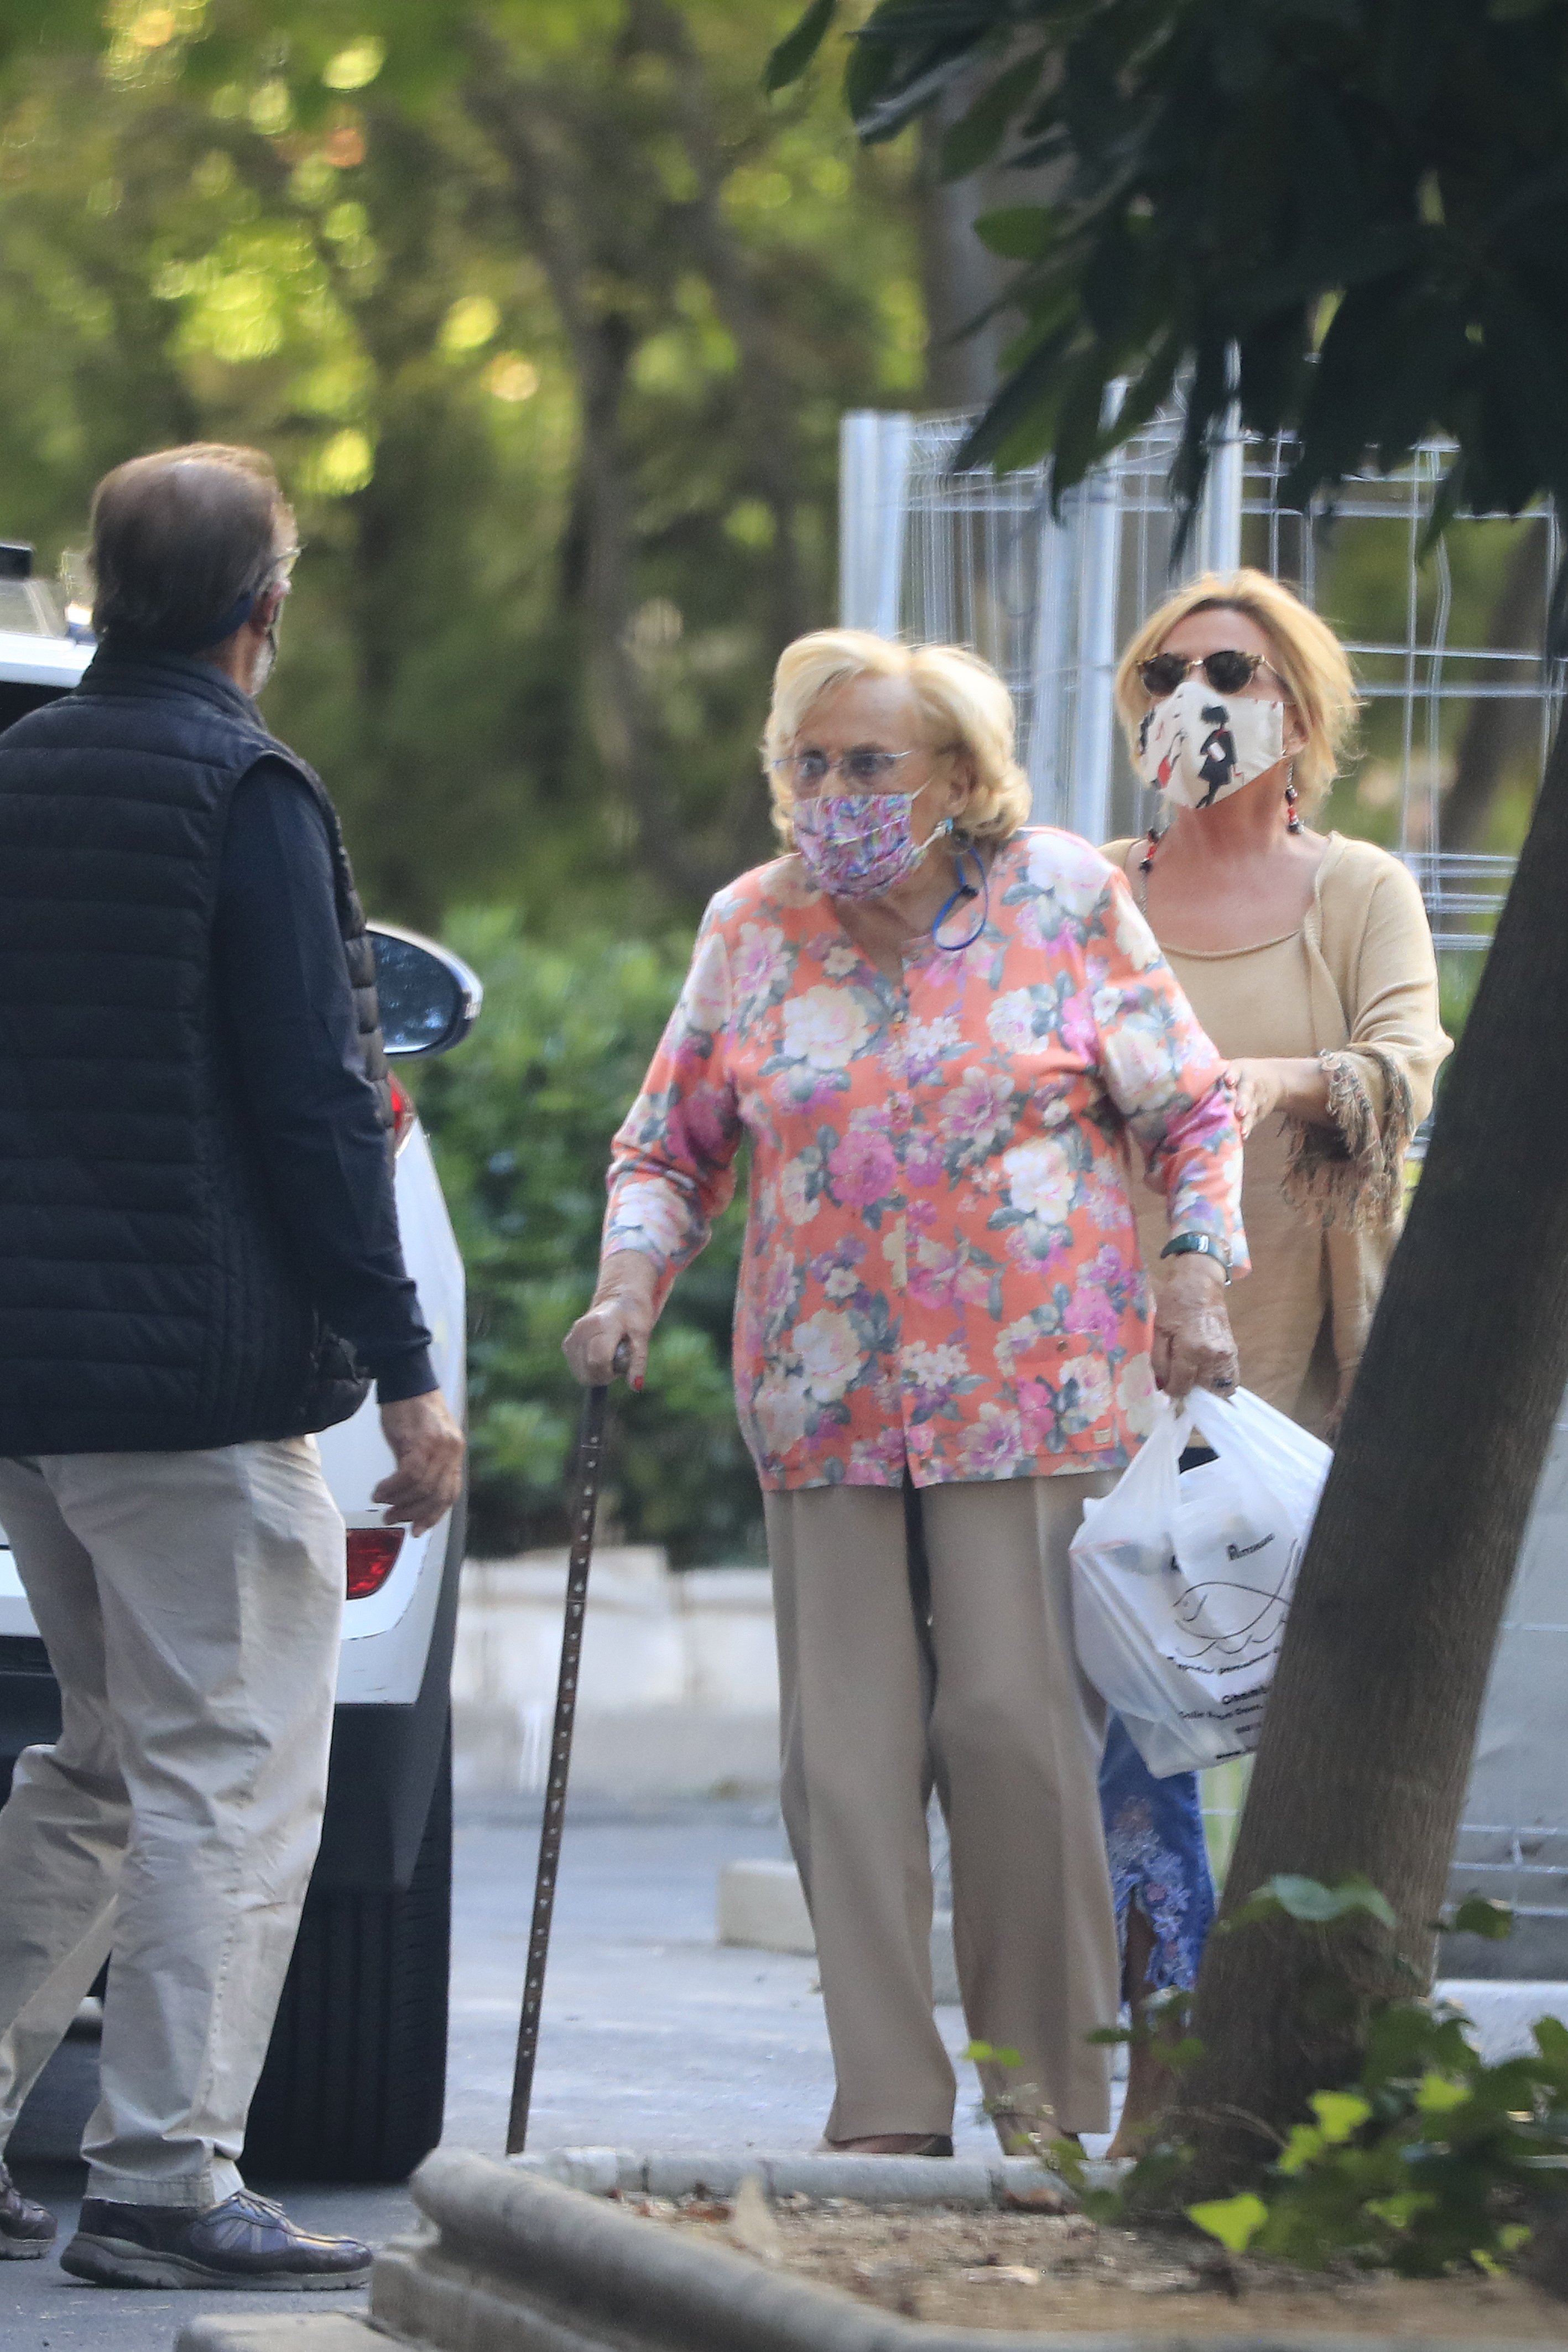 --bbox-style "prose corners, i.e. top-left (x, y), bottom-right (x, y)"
top-left (1284, 763), bottom-right (1301, 834)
